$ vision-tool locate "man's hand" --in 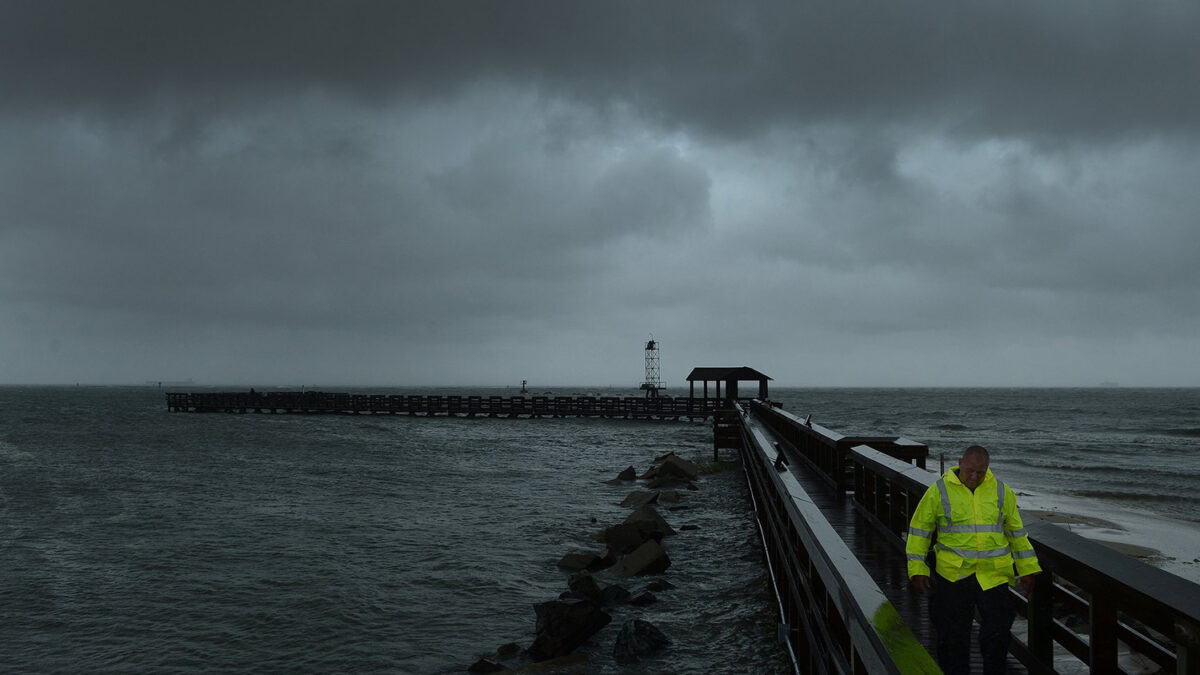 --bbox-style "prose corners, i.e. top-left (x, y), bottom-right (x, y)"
top-left (1019, 573), bottom-right (1038, 594)
top-left (911, 575), bottom-right (931, 593)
